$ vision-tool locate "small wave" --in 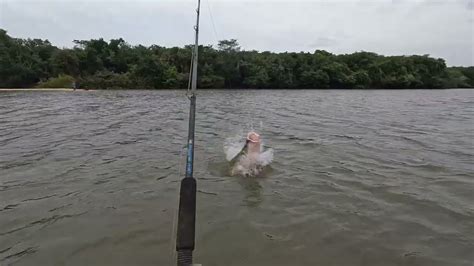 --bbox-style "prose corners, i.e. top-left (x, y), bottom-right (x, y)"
top-left (0, 211), bottom-right (87, 236)
top-left (2, 247), bottom-right (37, 261)
top-left (331, 134), bottom-right (362, 141)
top-left (0, 204), bottom-right (19, 212)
